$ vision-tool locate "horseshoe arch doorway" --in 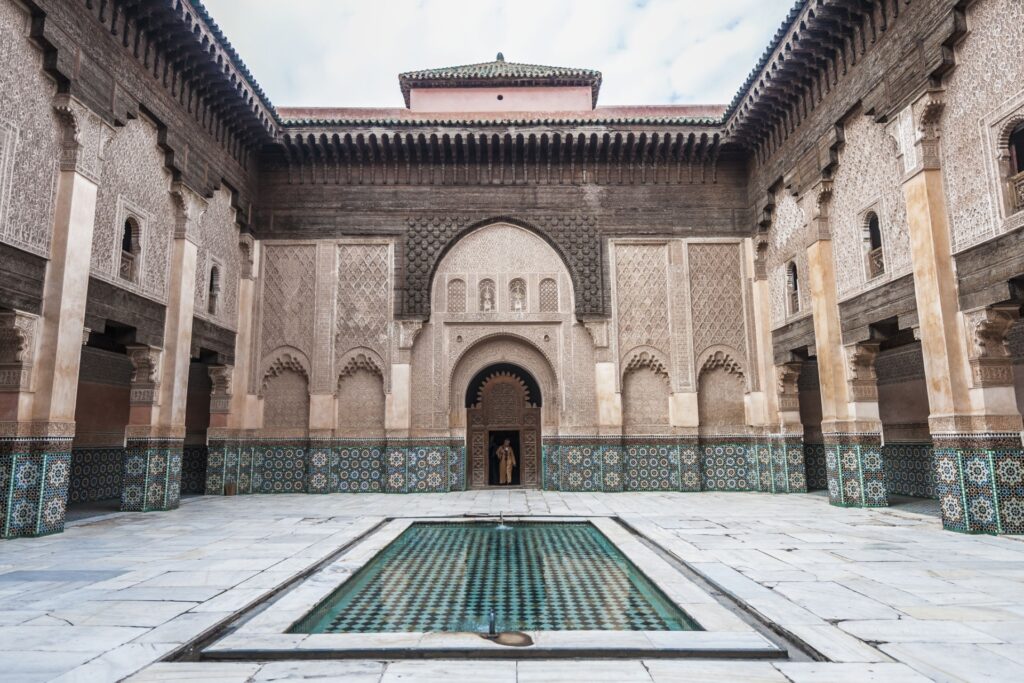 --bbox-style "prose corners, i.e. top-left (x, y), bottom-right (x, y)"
top-left (465, 363), bottom-right (541, 488)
